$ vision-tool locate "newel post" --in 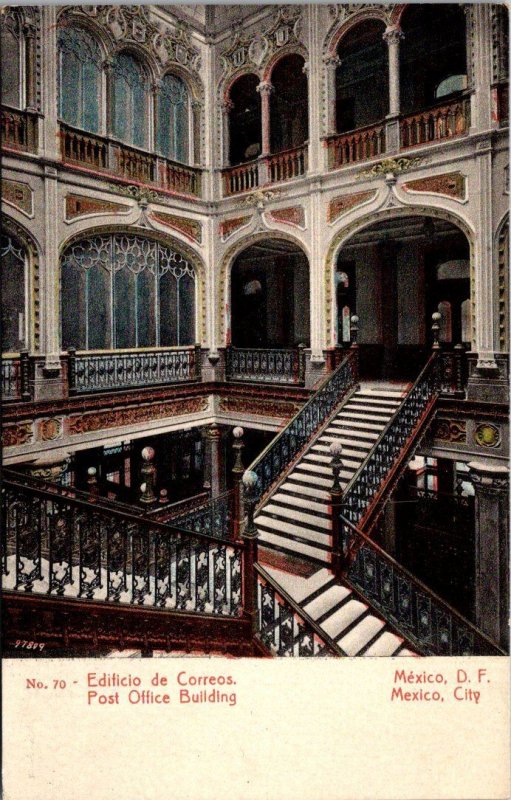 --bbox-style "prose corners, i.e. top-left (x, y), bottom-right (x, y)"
top-left (329, 441), bottom-right (345, 579)
top-left (241, 470), bottom-right (259, 634)
top-left (140, 446), bottom-right (157, 504)
top-left (350, 315), bottom-right (359, 348)
top-left (231, 426), bottom-right (245, 539)
top-left (431, 311), bottom-right (442, 350)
